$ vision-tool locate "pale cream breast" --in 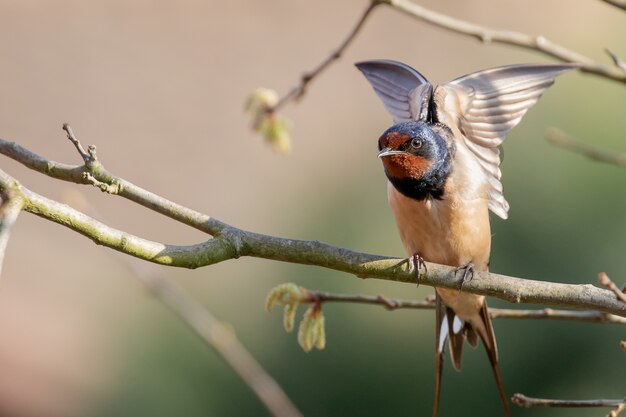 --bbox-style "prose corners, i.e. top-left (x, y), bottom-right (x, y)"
top-left (387, 181), bottom-right (491, 269)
